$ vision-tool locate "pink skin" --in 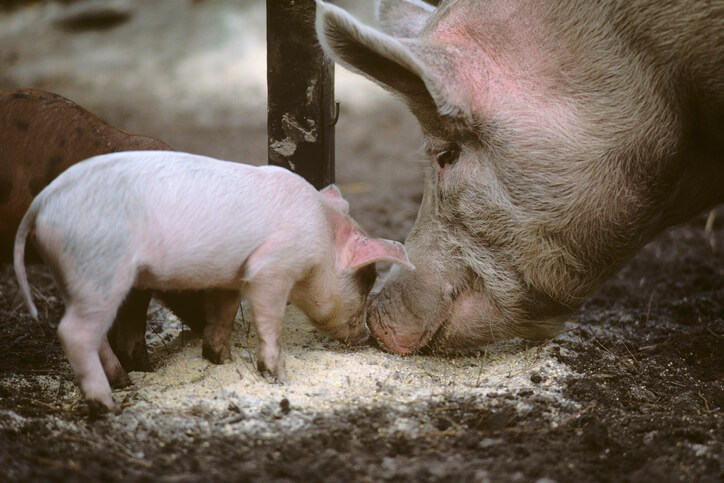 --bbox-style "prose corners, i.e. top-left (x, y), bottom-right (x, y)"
top-left (14, 152), bottom-right (413, 414)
